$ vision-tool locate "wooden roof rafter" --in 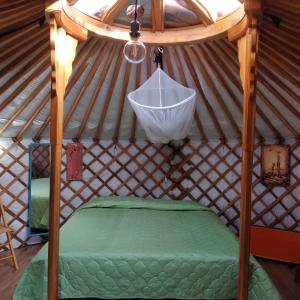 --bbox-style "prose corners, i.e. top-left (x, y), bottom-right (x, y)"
top-left (0, 0), bottom-right (45, 35)
top-left (64, 38), bottom-right (96, 91)
top-left (0, 23), bottom-right (48, 59)
top-left (259, 42), bottom-right (300, 84)
top-left (94, 48), bottom-right (124, 140)
top-left (262, 26), bottom-right (300, 56)
top-left (0, 21), bottom-right (41, 49)
top-left (165, 47), bottom-right (207, 141)
top-left (219, 38), bottom-right (300, 139)
top-left (0, 60), bottom-right (49, 113)
top-left (197, 44), bottom-right (262, 138)
top-left (0, 46), bottom-right (49, 96)
top-left (257, 89), bottom-right (300, 138)
top-left (113, 62), bottom-right (132, 141)
top-left (258, 63), bottom-right (300, 107)
top-left (260, 32), bottom-right (300, 68)
top-left (0, 74), bottom-right (50, 136)
top-left (129, 63), bottom-right (141, 142)
top-left (1, 34), bottom-right (49, 79)
top-left (16, 91), bottom-right (51, 140)
top-left (63, 40), bottom-right (107, 131)
top-left (130, 49), bottom-right (153, 142)
top-left (258, 74), bottom-right (300, 120)
top-left (189, 46), bottom-right (242, 138)
top-left (210, 40), bottom-right (283, 140)
top-left (34, 115), bottom-right (50, 142)
top-left (75, 43), bottom-right (118, 140)
top-left (201, 43), bottom-right (263, 138)
top-left (0, 0), bottom-right (298, 143)
top-left (34, 38), bottom-right (96, 140)
top-left (180, 46), bottom-right (226, 140)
